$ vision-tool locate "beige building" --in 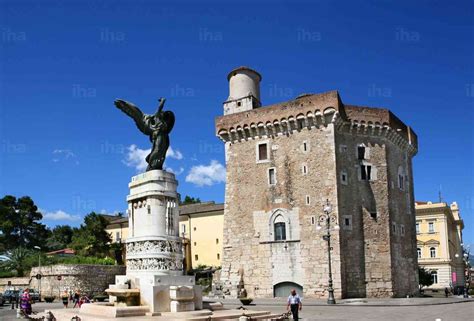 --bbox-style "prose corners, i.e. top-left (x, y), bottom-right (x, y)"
top-left (105, 202), bottom-right (224, 270)
top-left (415, 201), bottom-right (465, 290)
top-left (216, 66), bottom-right (419, 299)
